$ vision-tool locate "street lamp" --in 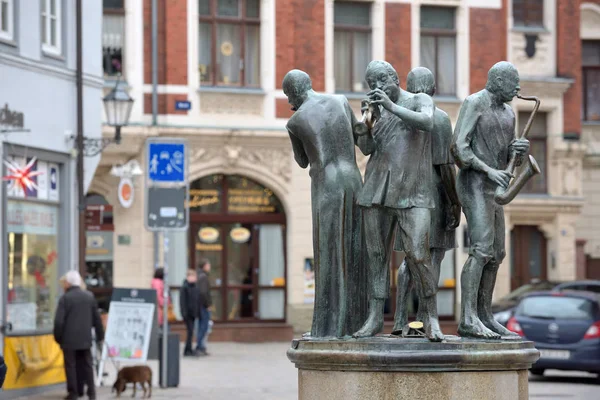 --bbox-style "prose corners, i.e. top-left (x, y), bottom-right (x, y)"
top-left (74, 78), bottom-right (134, 157)
top-left (103, 78), bottom-right (134, 146)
